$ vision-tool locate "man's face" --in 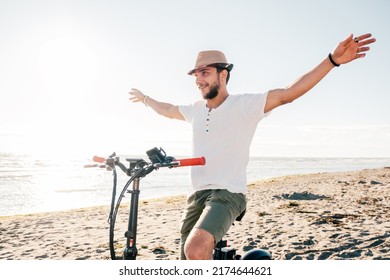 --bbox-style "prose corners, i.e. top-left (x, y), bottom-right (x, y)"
top-left (194, 67), bottom-right (221, 100)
